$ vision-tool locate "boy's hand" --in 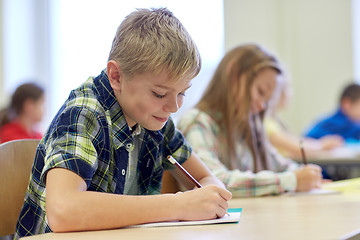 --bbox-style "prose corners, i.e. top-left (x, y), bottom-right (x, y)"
top-left (319, 135), bottom-right (344, 150)
top-left (294, 164), bottom-right (322, 191)
top-left (174, 185), bottom-right (232, 221)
